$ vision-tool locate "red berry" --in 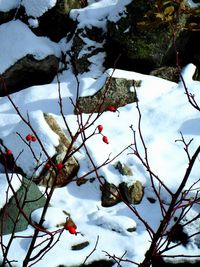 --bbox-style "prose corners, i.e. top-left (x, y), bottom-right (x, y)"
top-left (26, 134), bottom-right (32, 141)
top-left (102, 136), bottom-right (109, 144)
top-left (45, 163), bottom-right (51, 169)
top-left (56, 163), bottom-right (63, 170)
top-left (6, 149), bottom-right (12, 155)
top-left (97, 124), bottom-right (103, 133)
top-left (64, 223), bottom-right (77, 235)
top-left (68, 226), bottom-right (77, 235)
top-left (31, 136), bottom-right (37, 142)
top-left (107, 105), bottom-right (116, 112)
